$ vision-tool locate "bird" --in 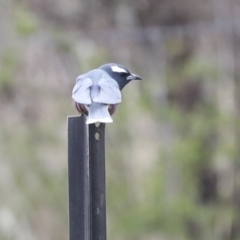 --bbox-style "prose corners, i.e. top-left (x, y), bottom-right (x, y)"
top-left (72, 63), bottom-right (142, 124)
